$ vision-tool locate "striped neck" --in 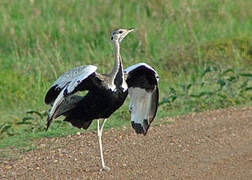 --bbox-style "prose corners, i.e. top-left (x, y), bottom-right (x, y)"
top-left (108, 40), bottom-right (126, 91)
